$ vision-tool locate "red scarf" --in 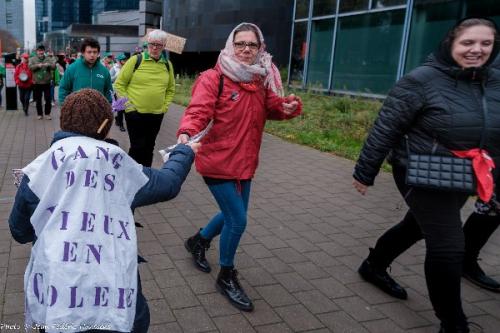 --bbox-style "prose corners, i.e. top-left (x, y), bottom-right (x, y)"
top-left (451, 149), bottom-right (495, 201)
